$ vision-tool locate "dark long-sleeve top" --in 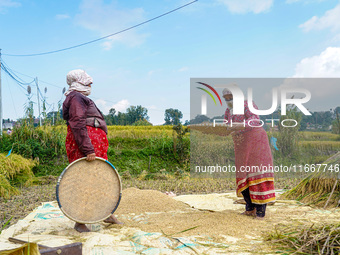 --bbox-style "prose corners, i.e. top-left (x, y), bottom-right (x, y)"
top-left (63, 91), bottom-right (108, 156)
